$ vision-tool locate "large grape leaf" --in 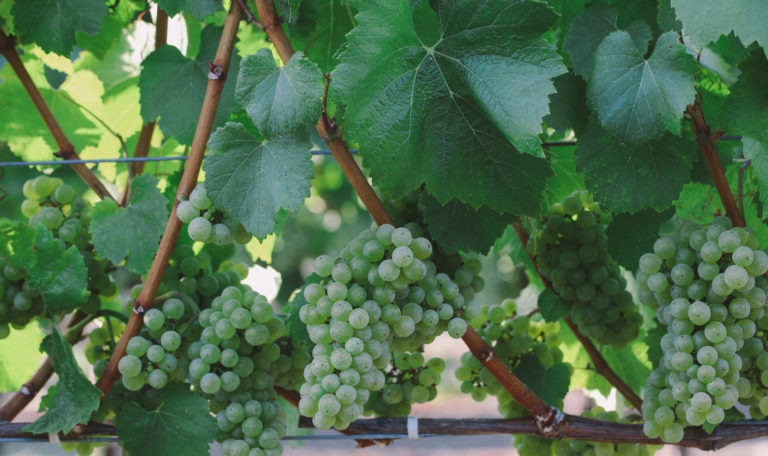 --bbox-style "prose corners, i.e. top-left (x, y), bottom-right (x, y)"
top-left (332, 0), bottom-right (562, 215)
top-left (204, 122), bottom-right (314, 239)
top-left (11, 0), bottom-right (107, 56)
top-left (235, 49), bottom-right (323, 138)
top-left (722, 52), bottom-right (768, 145)
top-left (23, 328), bottom-right (101, 434)
top-left (420, 192), bottom-right (516, 254)
top-left (588, 31), bottom-right (697, 145)
top-left (0, 323), bottom-right (44, 393)
top-left (7, 224), bottom-right (88, 311)
top-left (139, 26), bottom-right (240, 145)
top-left (116, 383), bottom-right (218, 456)
top-left (575, 123), bottom-right (696, 213)
top-left (671, 0), bottom-right (768, 52)
top-left (76, 0), bottom-right (144, 60)
top-left (537, 288), bottom-right (571, 322)
top-left (154, 0), bottom-right (223, 20)
top-left (89, 174), bottom-right (169, 275)
top-left (606, 208), bottom-right (674, 271)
